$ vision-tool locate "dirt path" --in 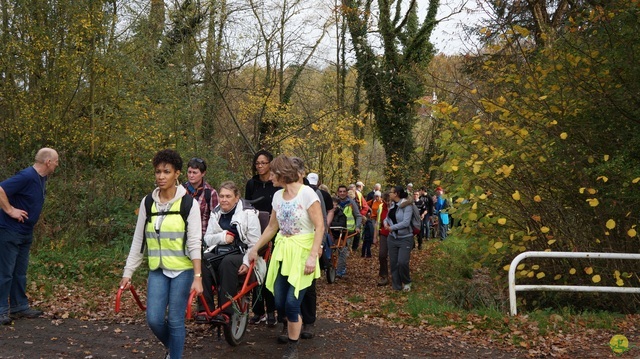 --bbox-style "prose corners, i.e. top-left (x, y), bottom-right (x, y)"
top-left (1, 244), bottom-right (638, 358)
top-left (1, 316), bottom-right (522, 359)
